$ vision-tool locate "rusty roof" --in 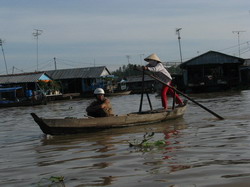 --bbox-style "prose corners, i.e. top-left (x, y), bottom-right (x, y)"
top-left (0, 72), bottom-right (51, 84)
top-left (180, 51), bottom-right (245, 69)
top-left (46, 66), bottom-right (110, 80)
